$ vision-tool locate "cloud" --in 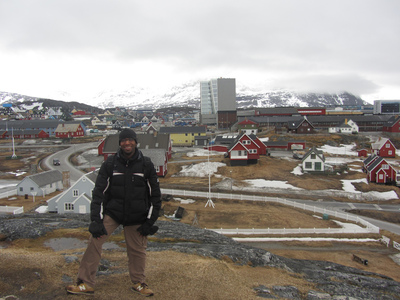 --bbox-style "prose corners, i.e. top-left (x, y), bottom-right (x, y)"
top-left (0, 0), bottom-right (399, 101)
